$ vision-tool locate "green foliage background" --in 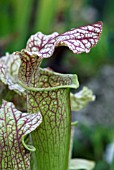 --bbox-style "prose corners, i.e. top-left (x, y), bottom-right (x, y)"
top-left (0, 0), bottom-right (114, 169)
